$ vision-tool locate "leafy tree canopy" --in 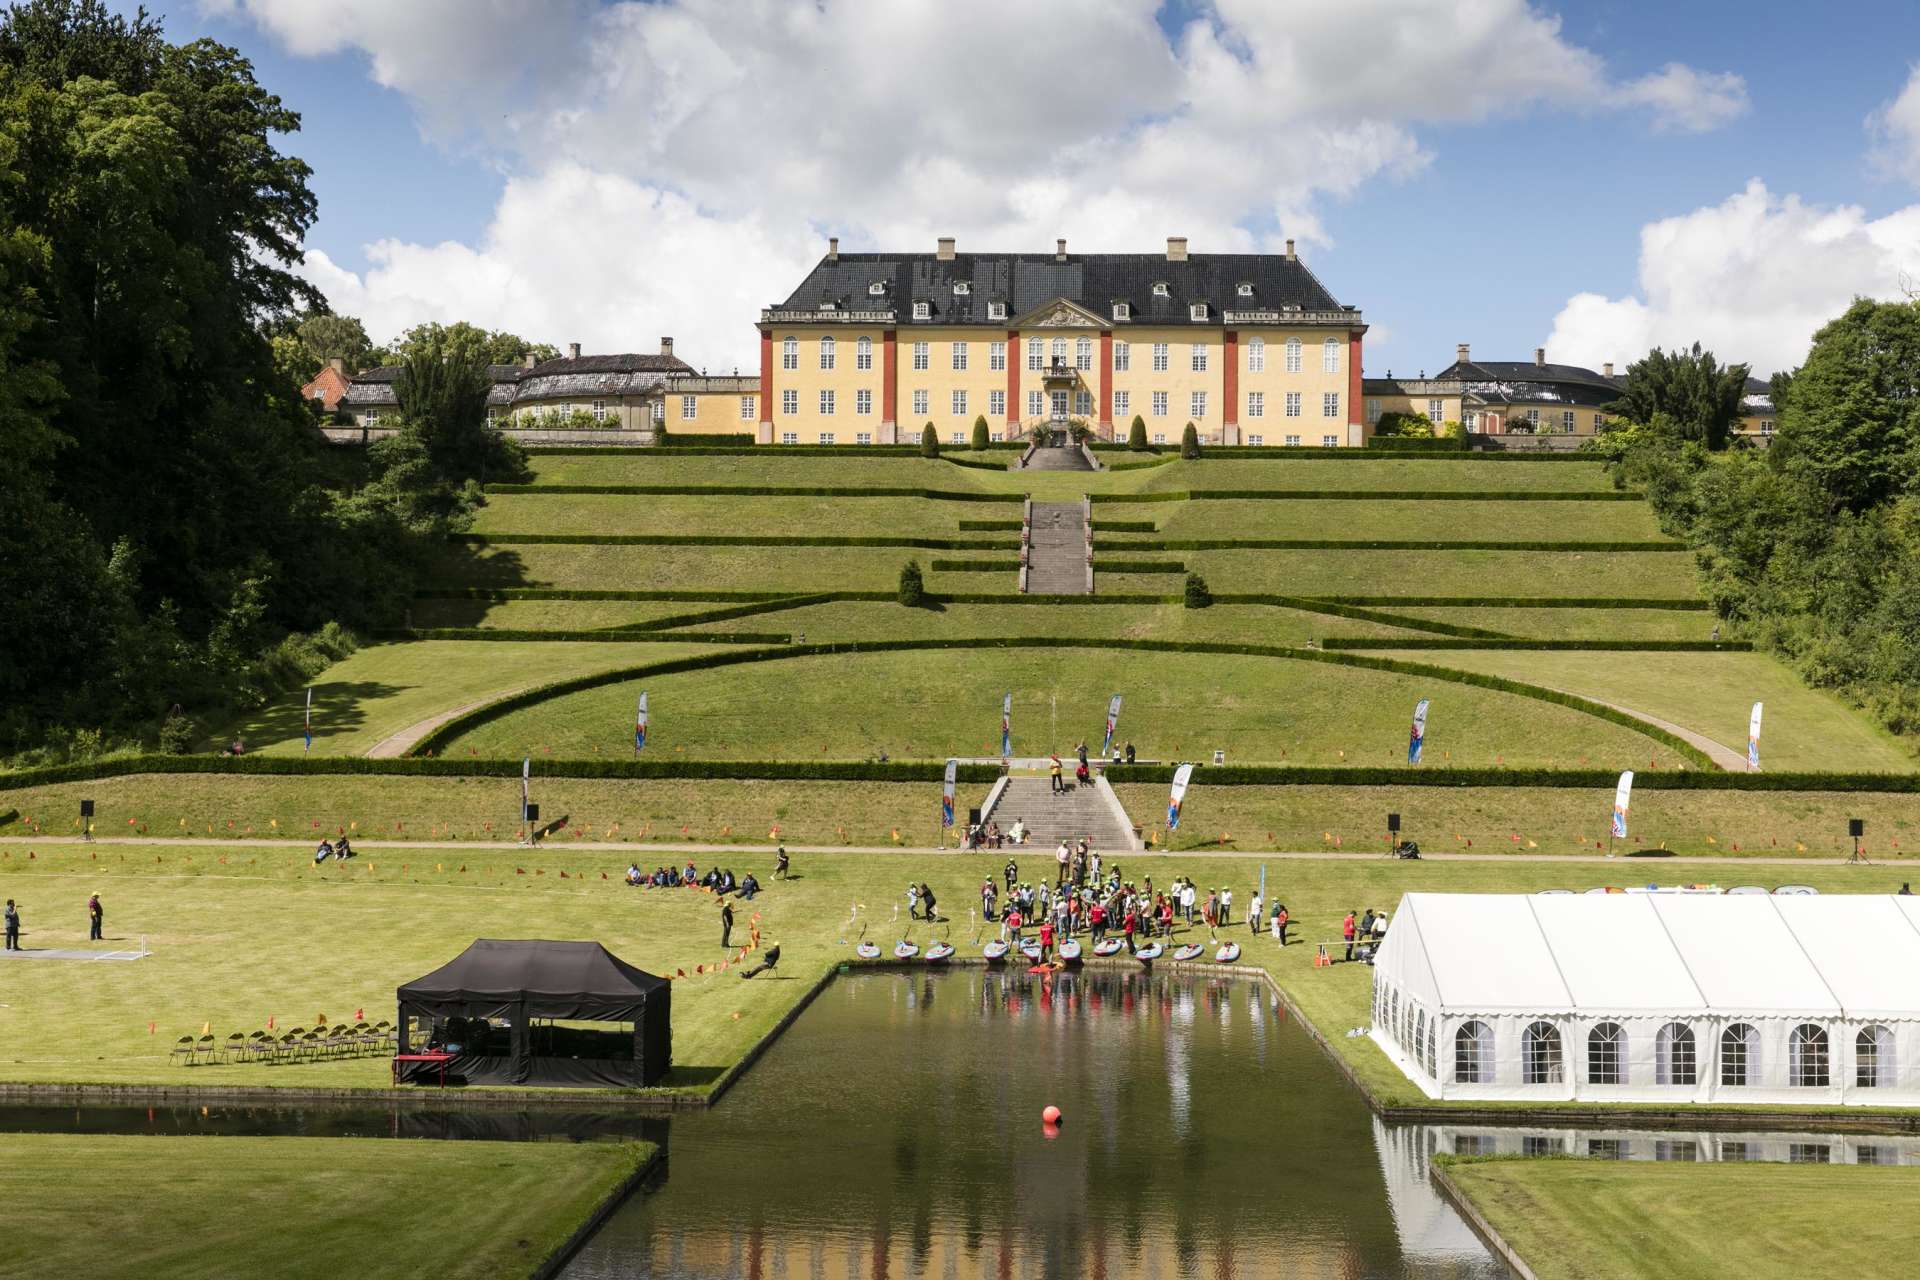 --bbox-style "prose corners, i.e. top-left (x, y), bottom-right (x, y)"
top-left (1605, 342), bottom-right (1749, 451)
